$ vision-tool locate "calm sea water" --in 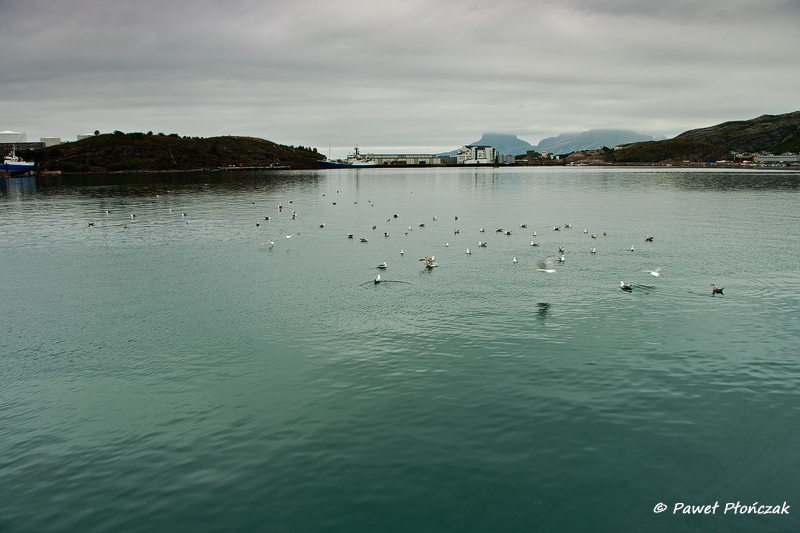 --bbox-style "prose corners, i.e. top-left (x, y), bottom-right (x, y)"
top-left (1, 167), bottom-right (799, 532)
